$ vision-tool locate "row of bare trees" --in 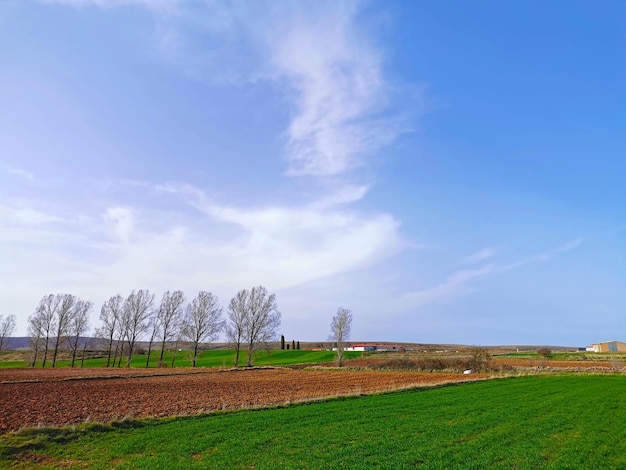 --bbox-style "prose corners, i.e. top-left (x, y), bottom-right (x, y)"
top-left (27, 294), bottom-right (92, 368)
top-left (27, 286), bottom-right (281, 368)
top-left (97, 289), bottom-right (226, 369)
